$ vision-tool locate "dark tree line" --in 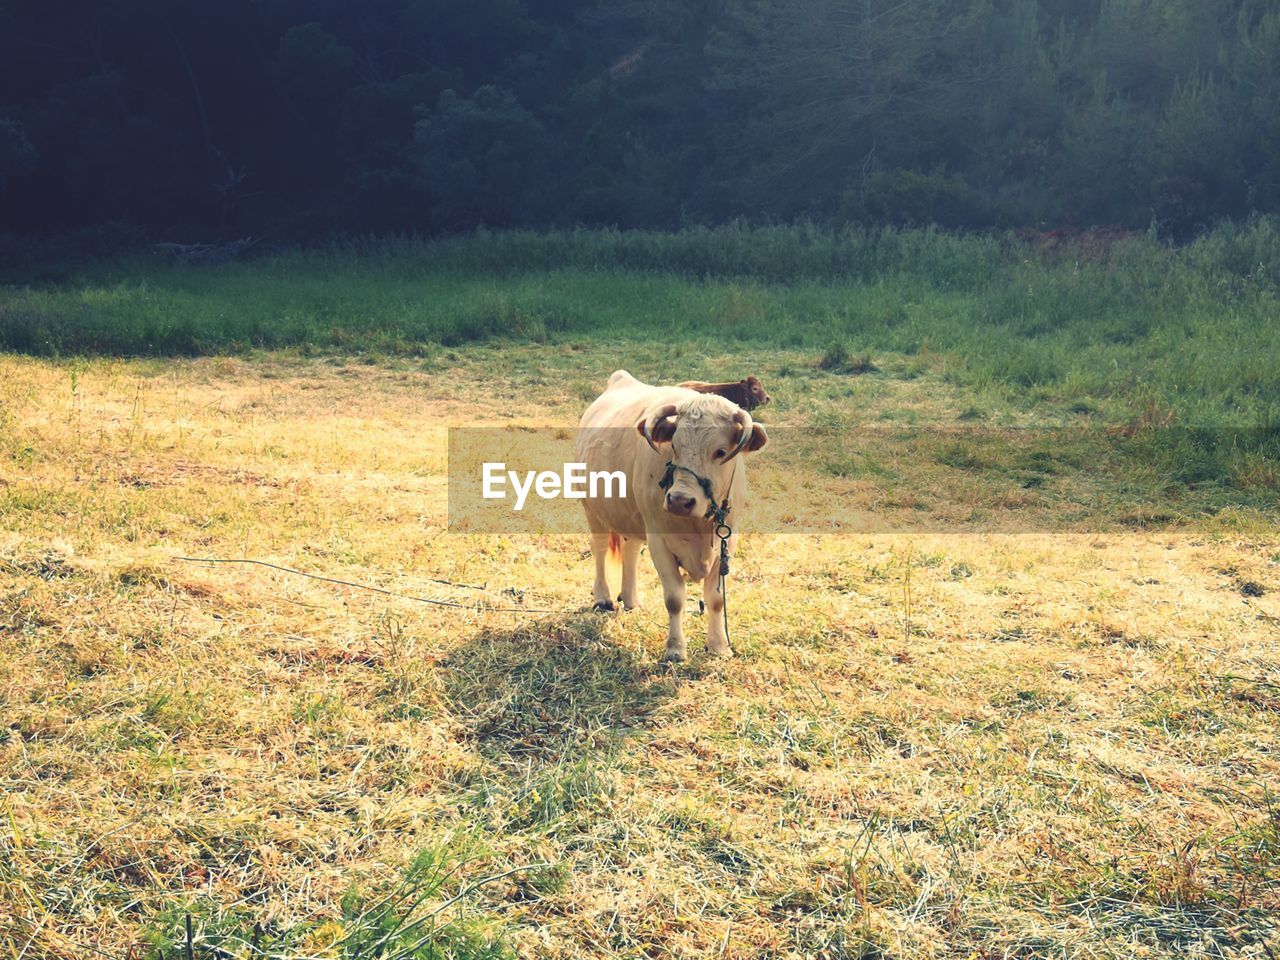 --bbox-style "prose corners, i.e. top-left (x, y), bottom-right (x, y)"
top-left (1, 0), bottom-right (1278, 239)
